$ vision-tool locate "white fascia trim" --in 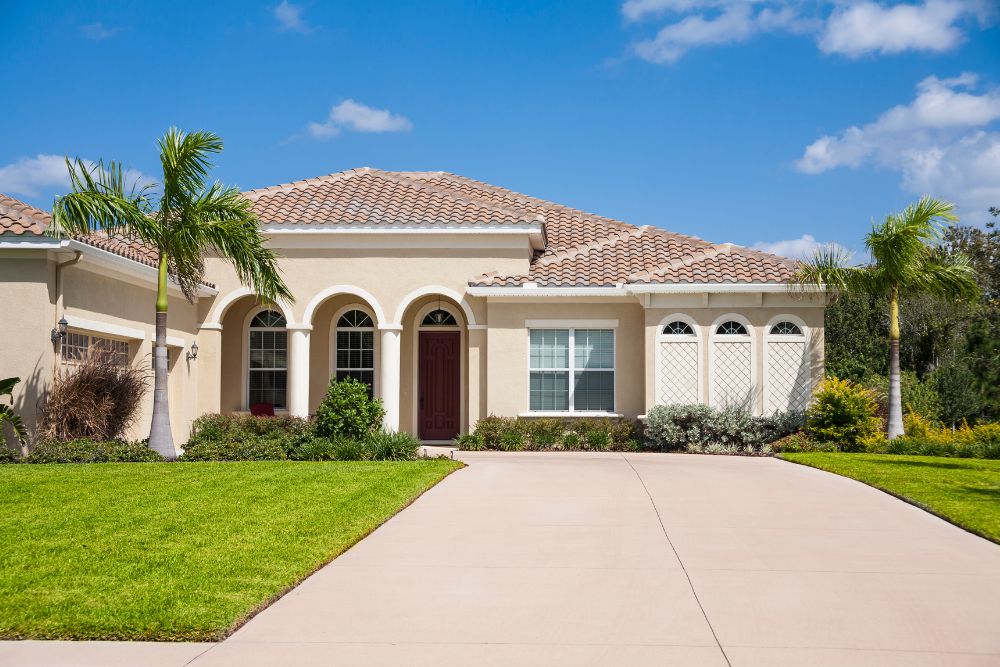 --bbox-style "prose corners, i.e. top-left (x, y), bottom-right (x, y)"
top-left (58, 239), bottom-right (218, 298)
top-left (65, 315), bottom-right (146, 341)
top-left (627, 283), bottom-right (821, 294)
top-left (263, 223), bottom-right (542, 234)
top-left (518, 411), bottom-right (624, 418)
top-left (466, 286), bottom-right (628, 297)
top-left (0, 237), bottom-right (63, 249)
top-left (525, 319), bottom-right (619, 328)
